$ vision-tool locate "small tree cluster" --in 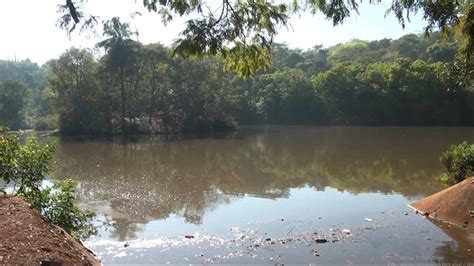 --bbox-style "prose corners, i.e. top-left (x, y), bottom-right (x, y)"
top-left (0, 128), bottom-right (96, 239)
top-left (440, 142), bottom-right (474, 184)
